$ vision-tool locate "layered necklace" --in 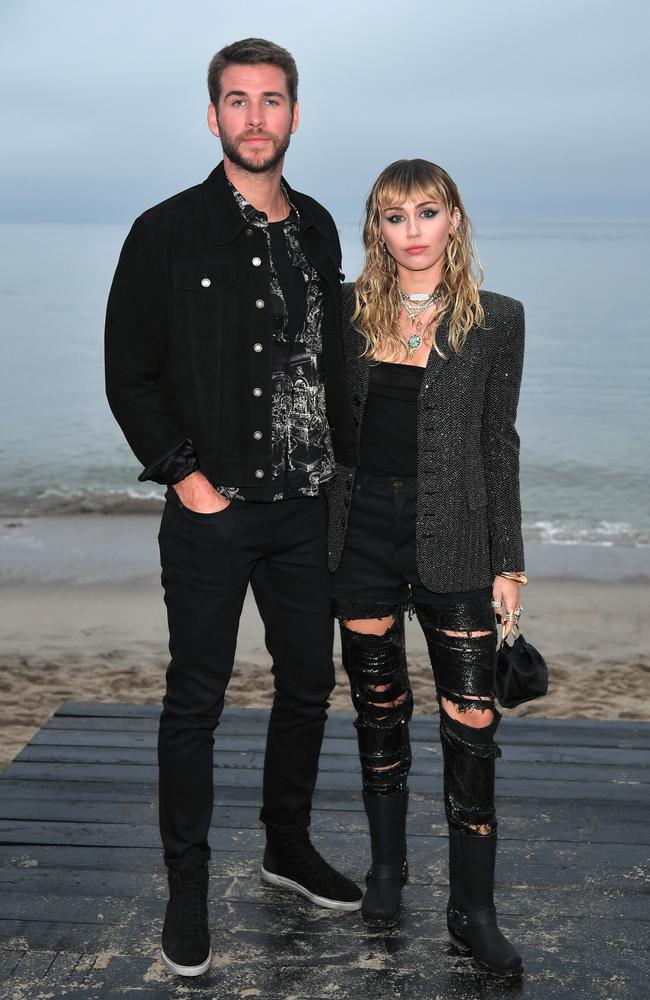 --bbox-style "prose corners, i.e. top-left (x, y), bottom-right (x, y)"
top-left (398, 285), bottom-right (445, 359)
